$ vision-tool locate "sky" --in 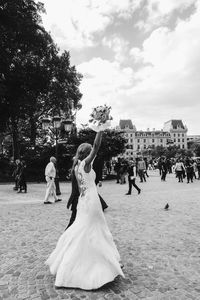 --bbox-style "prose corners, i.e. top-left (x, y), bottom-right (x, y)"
top-left (39, 0), bottom-right (200, 134)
